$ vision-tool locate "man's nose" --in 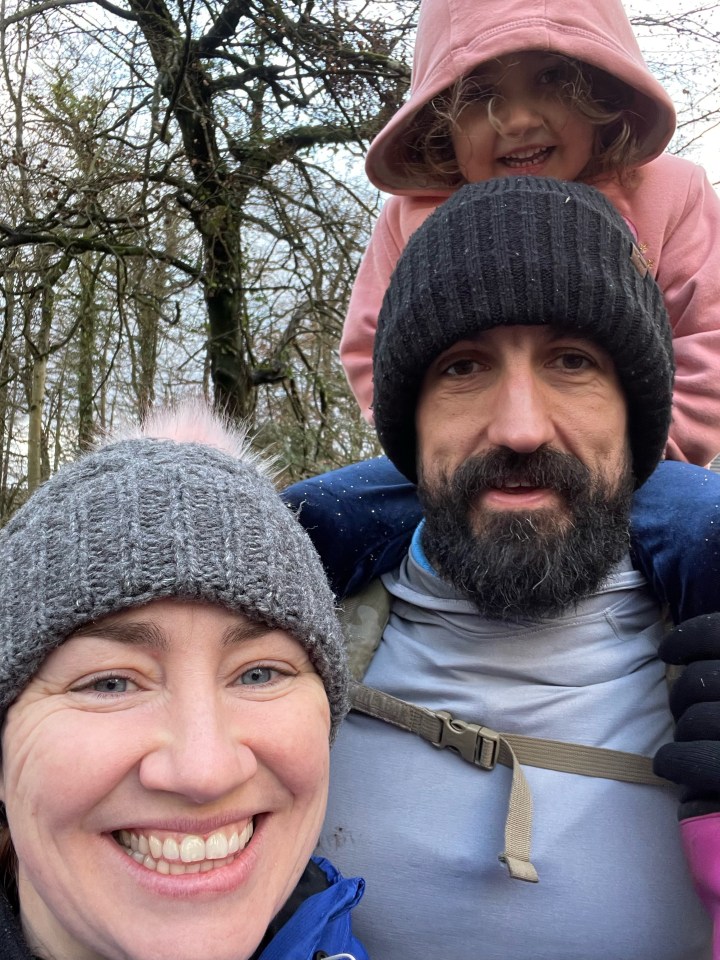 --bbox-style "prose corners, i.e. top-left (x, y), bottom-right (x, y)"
top-left (138, 696), bottom-right (259, 803)
top-left (485, 370), bottom-right (556, 453)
